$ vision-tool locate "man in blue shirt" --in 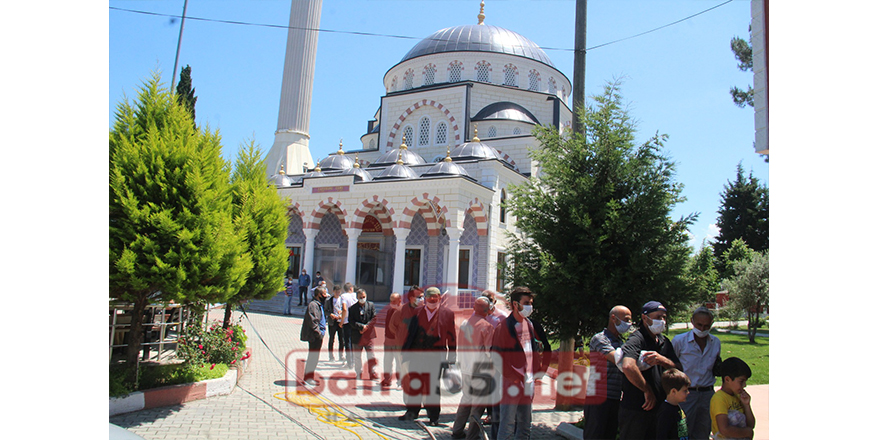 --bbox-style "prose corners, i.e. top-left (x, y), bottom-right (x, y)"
top-left (298, 269), bottom-right (311, 306)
